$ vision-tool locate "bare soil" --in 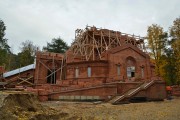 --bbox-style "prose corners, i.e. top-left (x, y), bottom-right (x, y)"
top-left (0, 91), bottom-right (68, 120)
top-left (0, 91), bottom-right (180, 120)
top-left (42, 98), bottom-right (180, 120)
